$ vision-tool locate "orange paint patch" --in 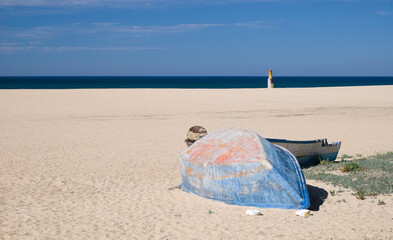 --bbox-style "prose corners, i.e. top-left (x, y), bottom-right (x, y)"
top-left (184, 166), bottom-right (263, 180)
top-left (185, 167), bottom-right (203, 180)
top-left (215, 149), bottom-right (233, 163)
top-left (186, 142), bottom-right (262, 164)
top-left (183, 127), bottom-right (269, 165)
